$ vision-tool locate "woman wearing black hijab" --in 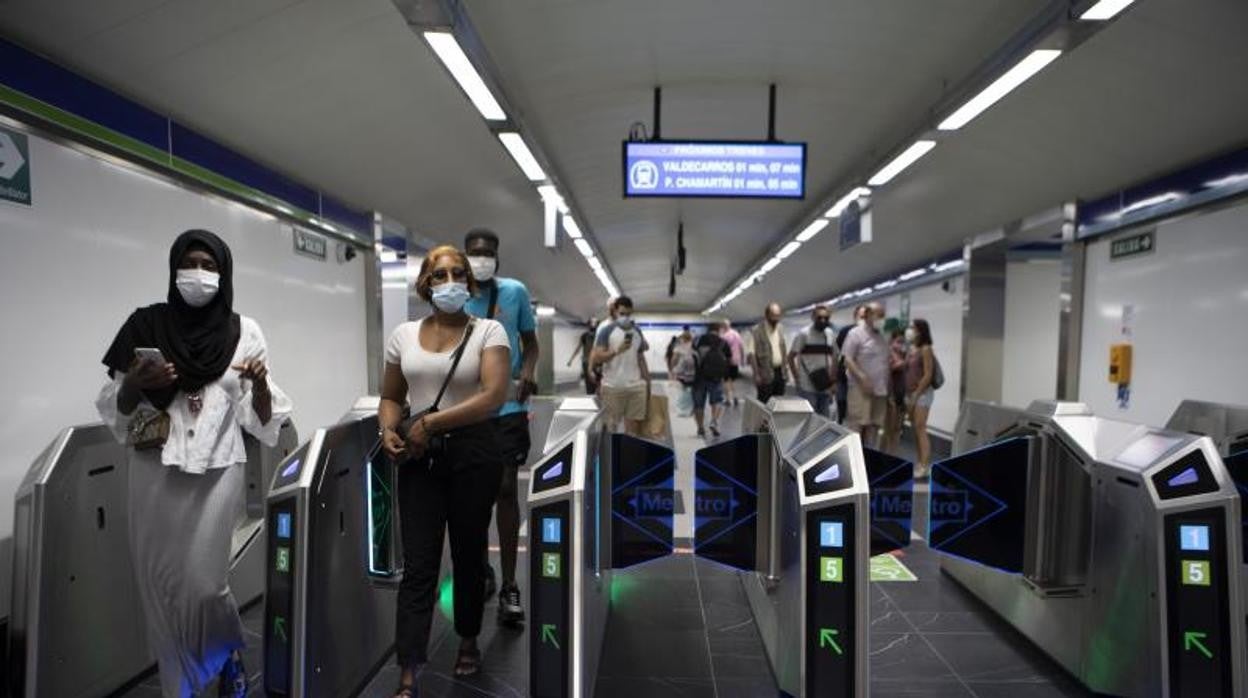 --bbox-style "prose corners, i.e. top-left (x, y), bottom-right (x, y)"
top-left (96, 230), bottom-right (292, 698)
